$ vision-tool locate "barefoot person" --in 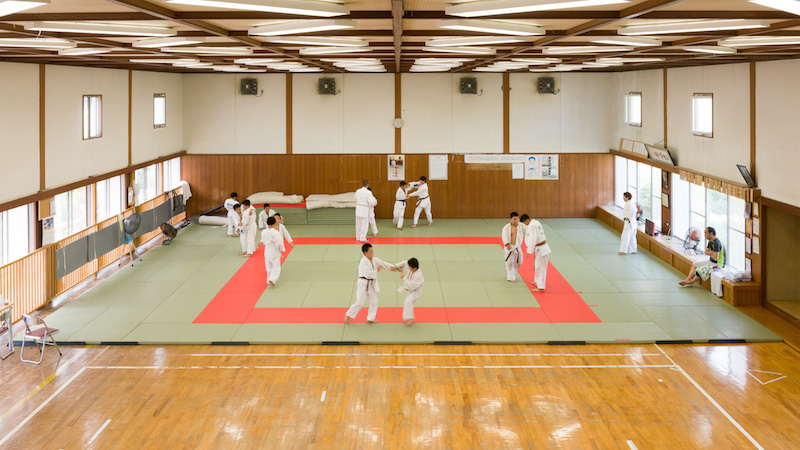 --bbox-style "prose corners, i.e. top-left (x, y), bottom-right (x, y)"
top-left (679, 227), bottom-right (726, 287)
top-left (502, 212), bottom-right (525, 283)
top-left (395, 258), bottom-right (424, 326)
top-left (345, 243), bottom-right (396, 324)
